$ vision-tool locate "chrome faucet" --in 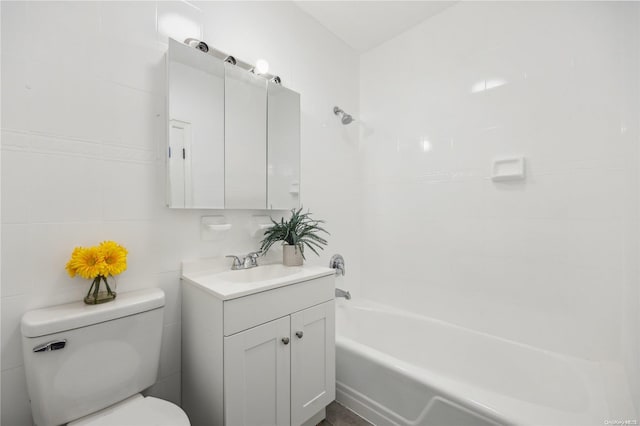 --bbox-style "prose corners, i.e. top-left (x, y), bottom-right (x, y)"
top-left (335, 288), bottom-right (351, 300)
top-left (226, 251), bottom-right (261, 270)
